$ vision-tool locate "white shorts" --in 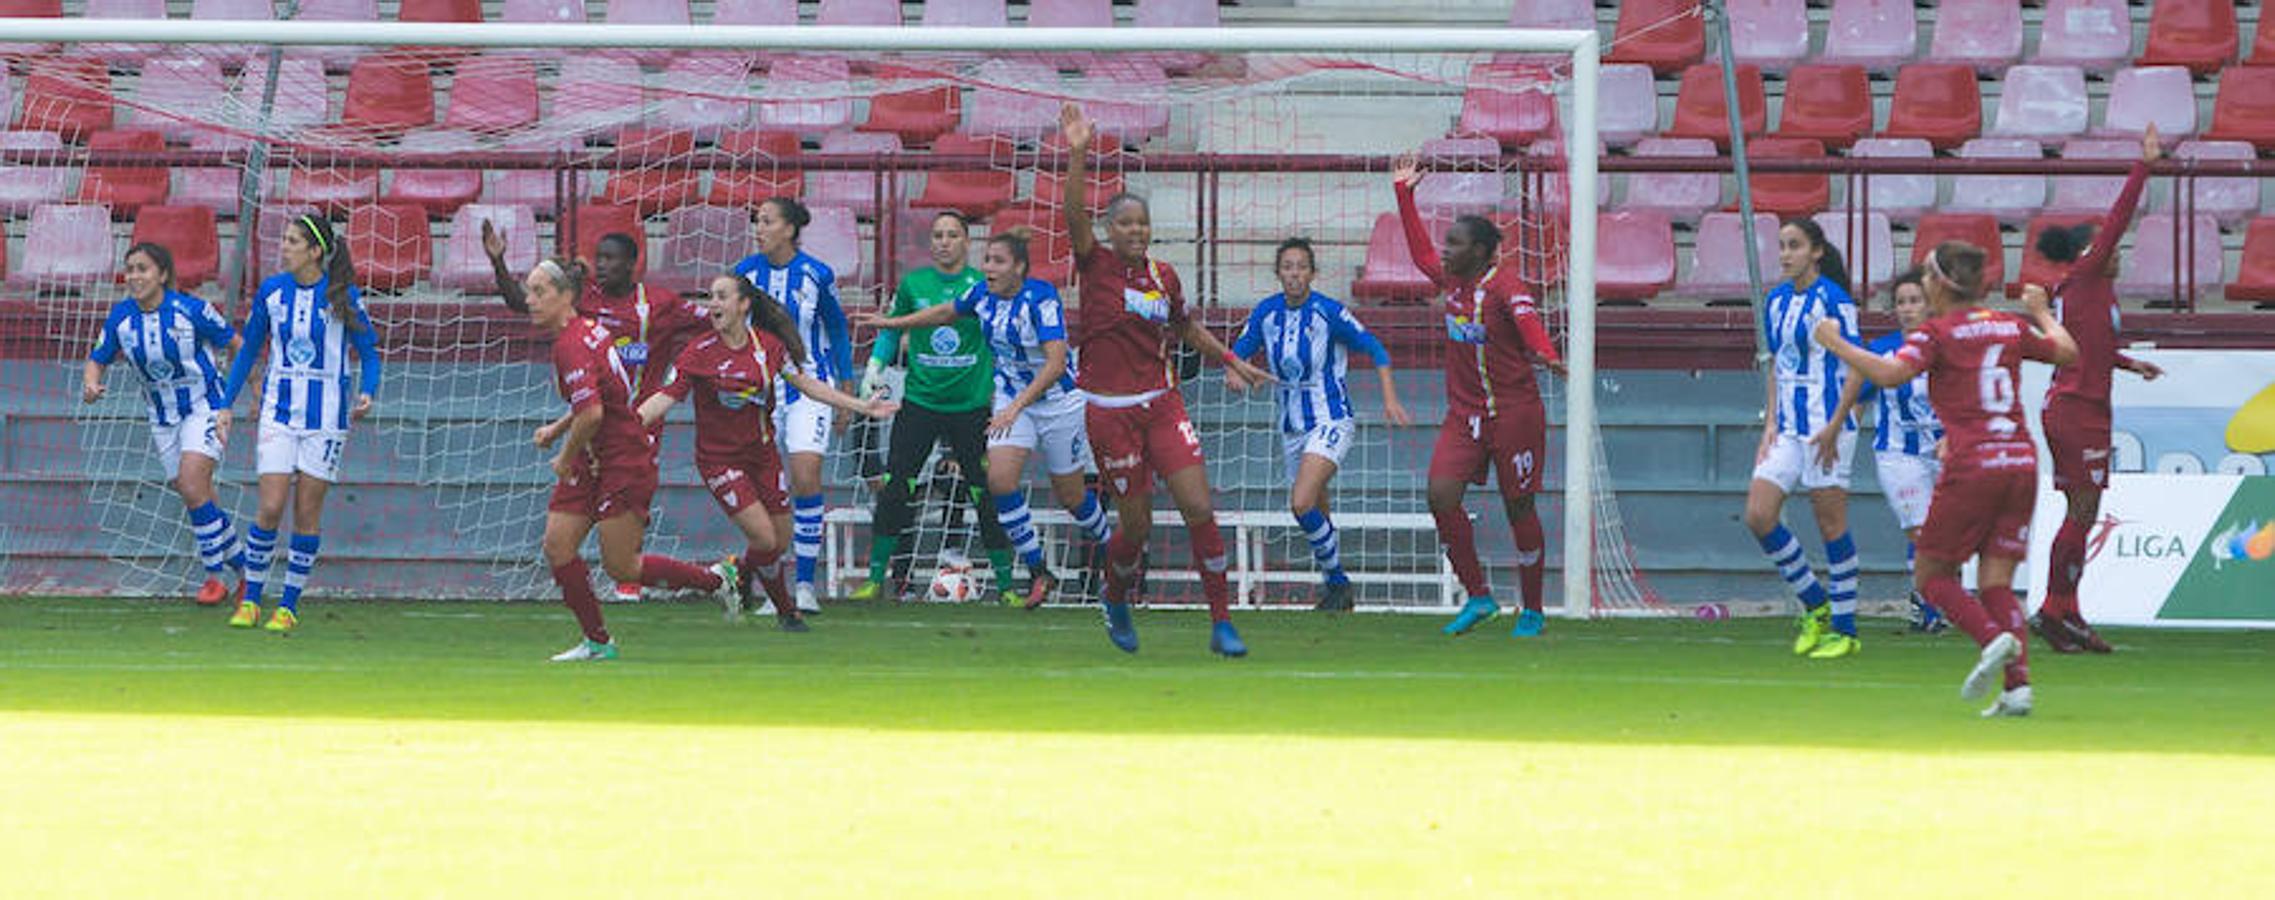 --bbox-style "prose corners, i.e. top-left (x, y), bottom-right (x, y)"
top-left (1282, 418), bottom-right (1354, 482)
top-left (1752, 430), bottom-right (1855, 494)
top-left (773, 395), bottom-right (835, 458)
top-left (151, 407), bottom-right (225, 482)
top-left (1875, 451), bottom-right (1941, 531)
top-left (256, 421), bottom-right (346, 482)
top-left (988, 393), bottom-right (1091, 476)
